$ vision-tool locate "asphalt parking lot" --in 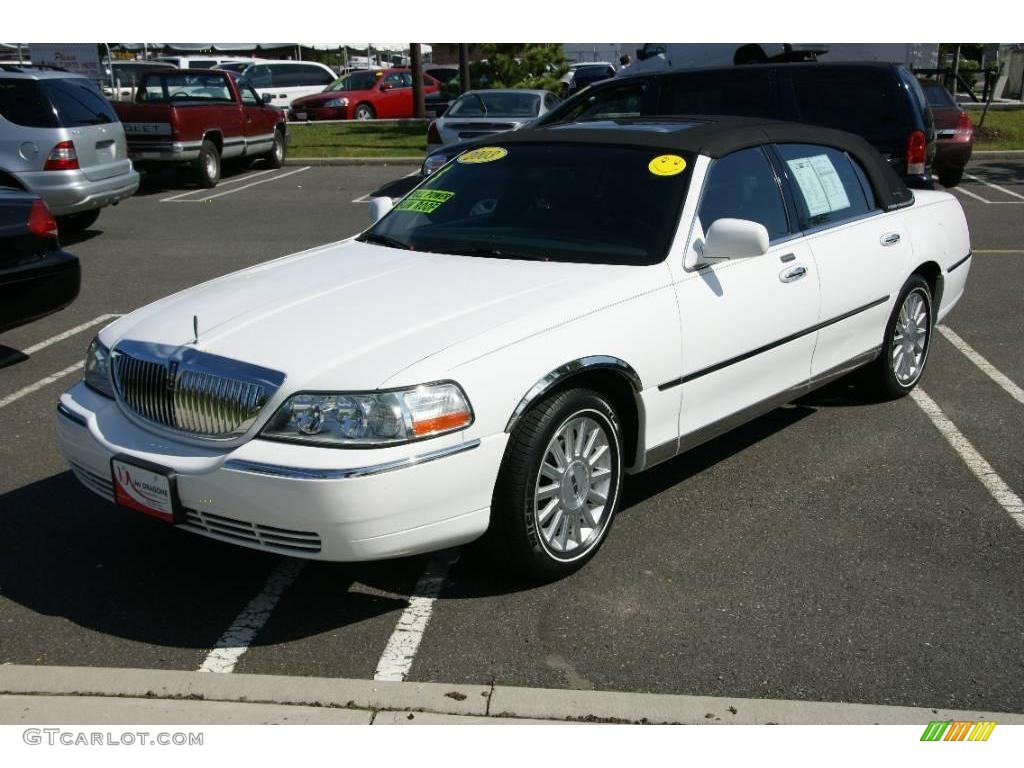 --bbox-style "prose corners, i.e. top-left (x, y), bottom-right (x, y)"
top-left (1, 157), bottom-right (1022, 714)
